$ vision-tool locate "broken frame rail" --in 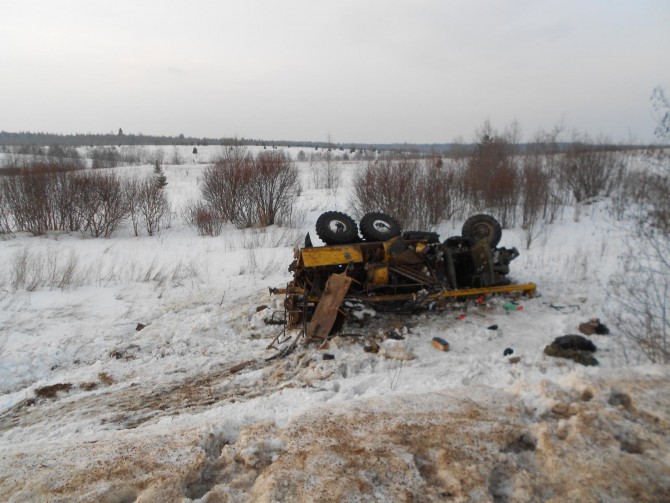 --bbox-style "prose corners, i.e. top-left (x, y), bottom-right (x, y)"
top-left (270, 282), bottom-right (537, 303)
